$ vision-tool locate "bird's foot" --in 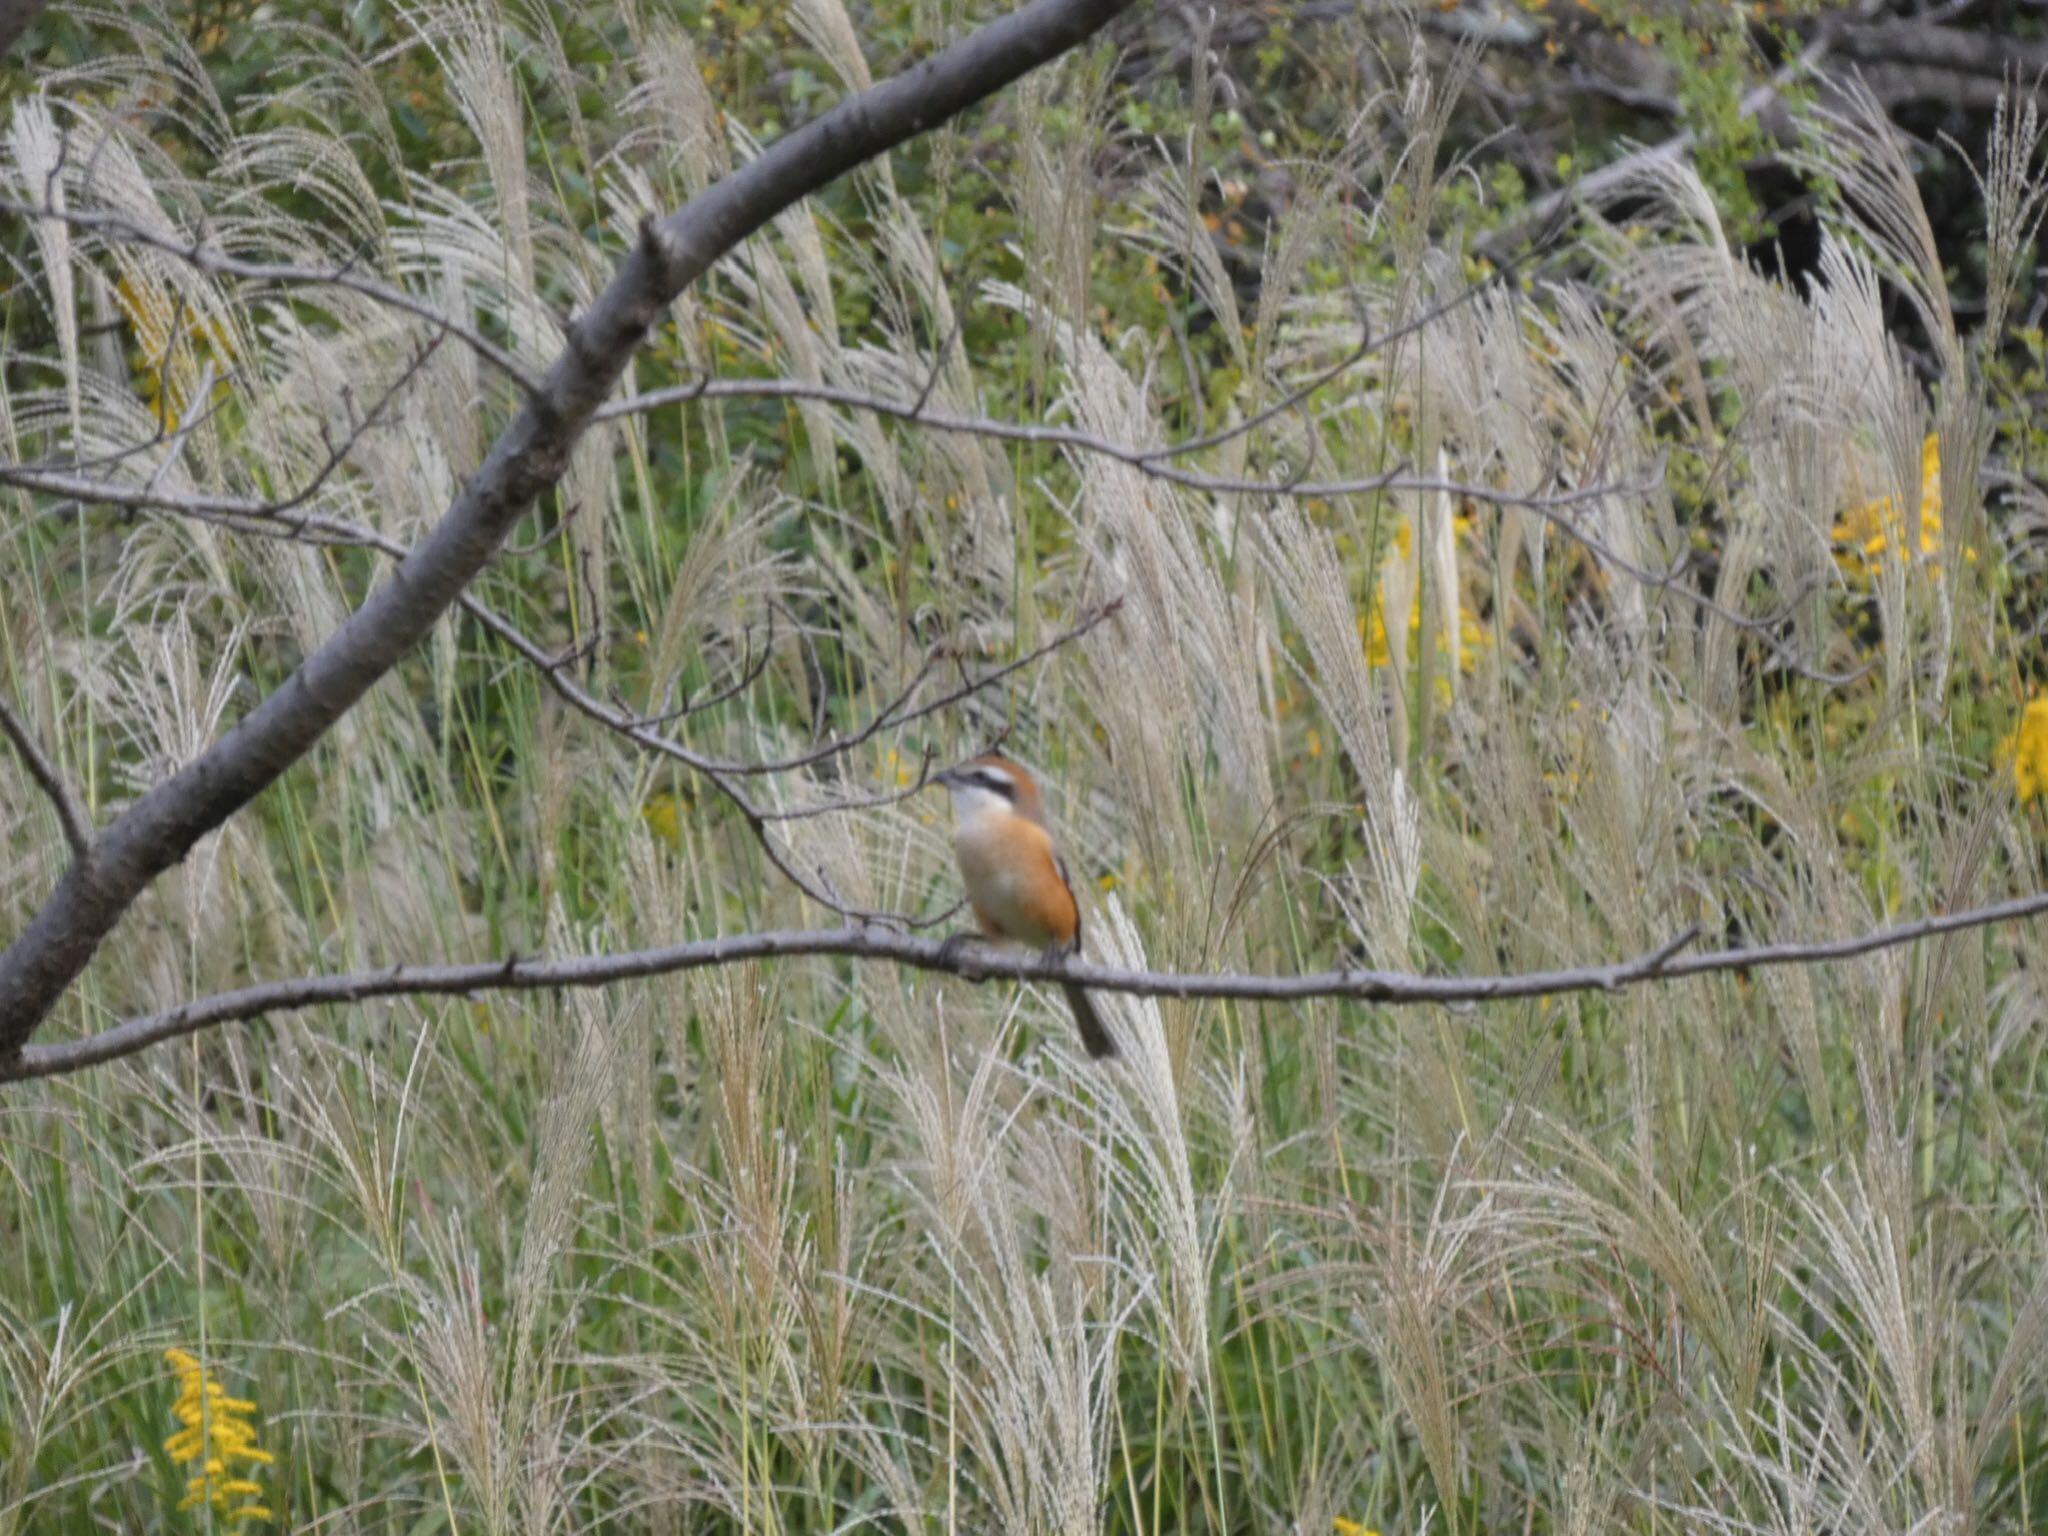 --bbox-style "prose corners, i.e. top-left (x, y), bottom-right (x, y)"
top-left (1037, 940), bottom-right (1078, 978)
top-left (937, 929), bottom-right (986, 980)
